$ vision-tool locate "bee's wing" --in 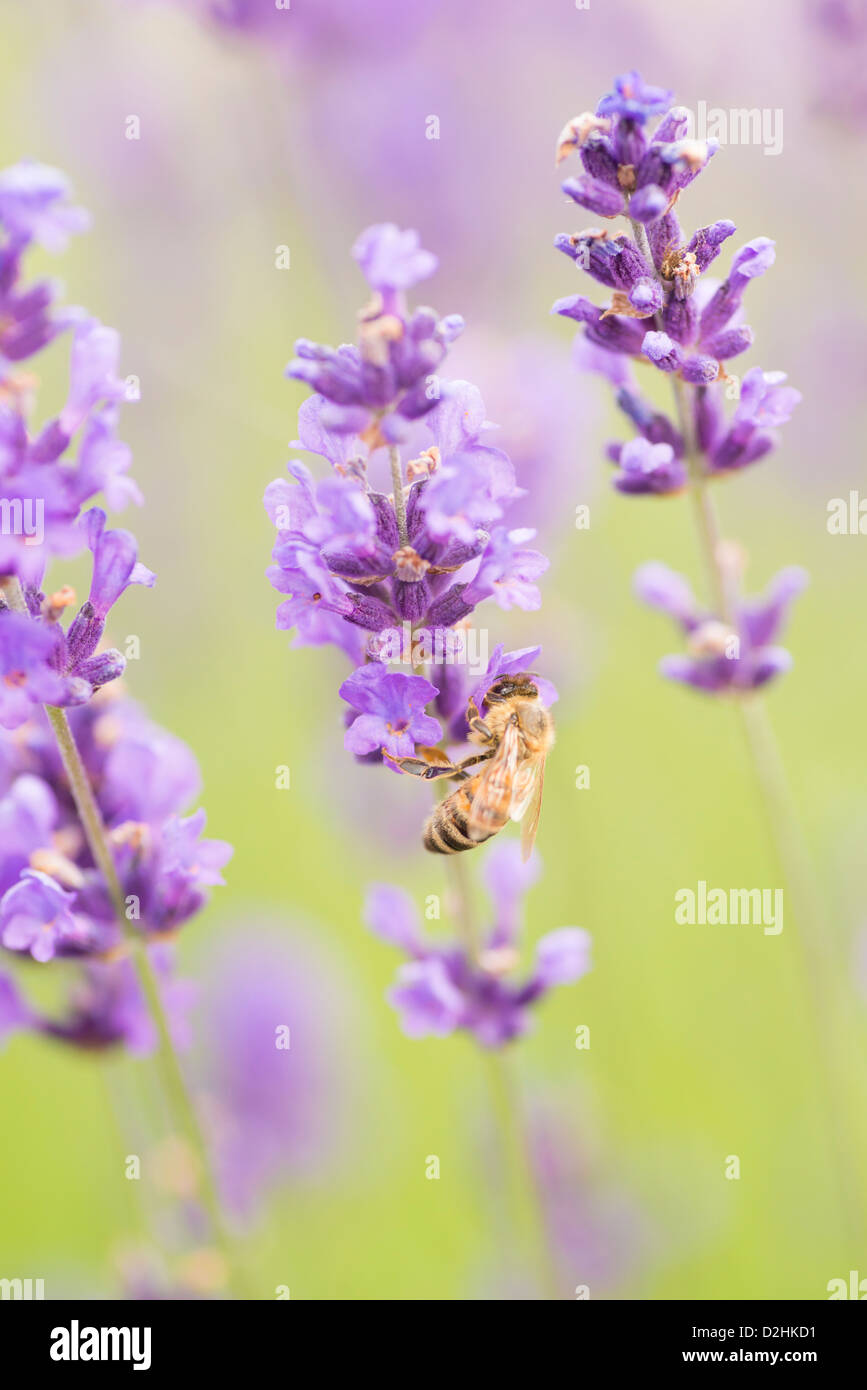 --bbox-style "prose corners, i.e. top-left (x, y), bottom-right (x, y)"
top-left (518, 756), bottom-right (546, 861)
top-left (467, 721), bottom-right (521, 840)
